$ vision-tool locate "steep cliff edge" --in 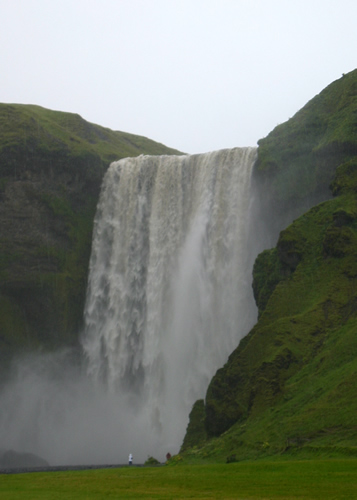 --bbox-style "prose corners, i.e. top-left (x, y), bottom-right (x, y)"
top-left (181, 69), bottom-right (357, 461)
top-left (0, 104), bottom-right (181, 370)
